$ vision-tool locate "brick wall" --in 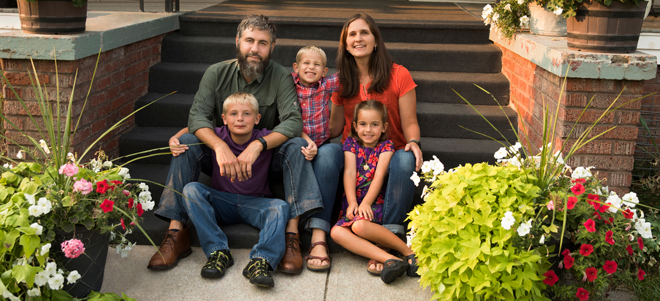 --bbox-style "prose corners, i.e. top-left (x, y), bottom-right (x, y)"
top-left (636, 69), bottom-right (660, 169)
top-left (498, 45), bottom-right (645, 194)
top-left (1, 34), bottom-right (166, 161)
